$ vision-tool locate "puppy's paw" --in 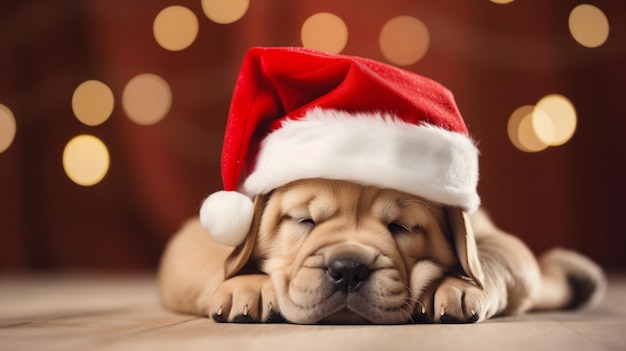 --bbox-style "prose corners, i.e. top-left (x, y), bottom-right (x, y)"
top-left (425, 277), bottom-right (500, 324)
top-left (198, 274), bottom-right (283, 323)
